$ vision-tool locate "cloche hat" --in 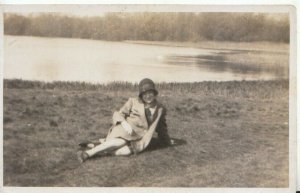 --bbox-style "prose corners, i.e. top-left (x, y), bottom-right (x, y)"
top-left (138, 78), bottom-right (158, 97)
